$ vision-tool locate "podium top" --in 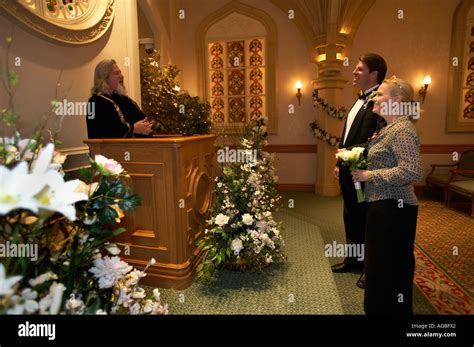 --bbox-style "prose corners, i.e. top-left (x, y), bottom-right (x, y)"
top-left (84, 134), bottom-right (216, 145)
